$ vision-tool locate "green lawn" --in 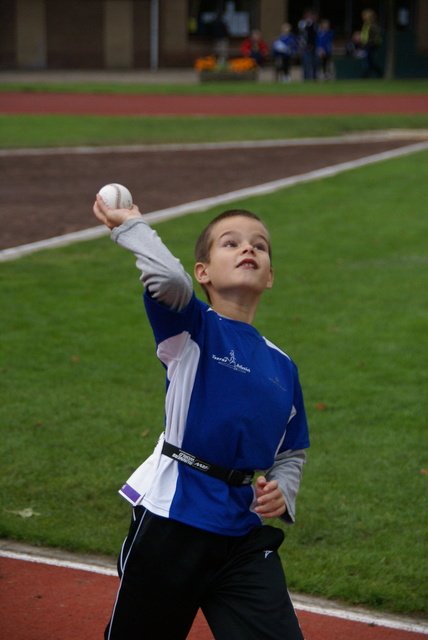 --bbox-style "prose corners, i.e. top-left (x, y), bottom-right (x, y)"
top-left (1, 150), bottom-right (427, 615)
top-left (1, 113), bottom-right (428, 149)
